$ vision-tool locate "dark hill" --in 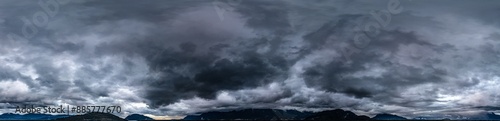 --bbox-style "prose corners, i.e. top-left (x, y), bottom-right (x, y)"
top-left (55, 112), bottom-right (125, 121)
top-left (183, 109), bottom-right (313, 120)
top-left (304, 109), bottom-right (370, 120)
top-left (125, 114), bottom-right (154, 120)
top-left (465, 112), bottom-right (500, 120)
top-left (372, 113), bottom-right (407, 120)
top-left (0, 113), bottom-right (69, 120)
